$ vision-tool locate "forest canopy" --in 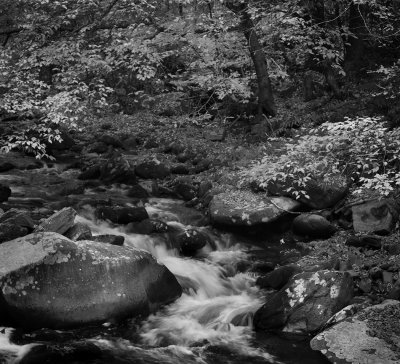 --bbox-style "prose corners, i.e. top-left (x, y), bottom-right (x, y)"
top-left (1, 0), bottom-right (400, 158)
